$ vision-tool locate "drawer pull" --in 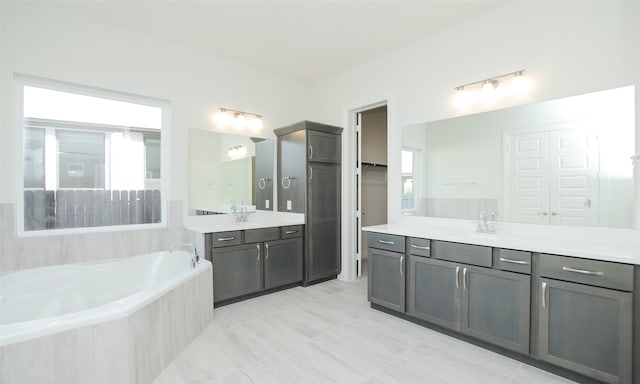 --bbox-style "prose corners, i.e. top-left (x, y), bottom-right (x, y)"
top-left (285, 230), bottom-right (298, 235)
top-left (218, 237), bottom-right (236, 241)
top-left (561, 266), bottom-right (604, 276)
top-left (410, 244), bottom-right (430, 251)
top-left (378, 240), bottom-right (394, 245)
top-left (499, 257), bottom-right (529, 265)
